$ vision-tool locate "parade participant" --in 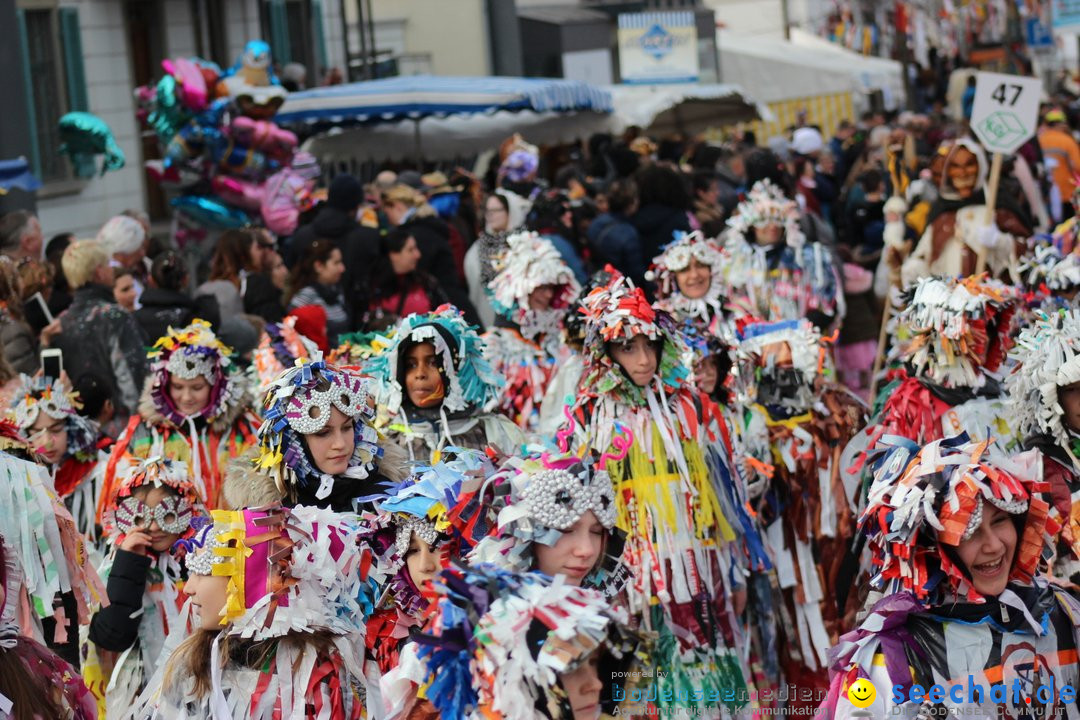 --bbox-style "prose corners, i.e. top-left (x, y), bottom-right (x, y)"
top-left (900, 137), bottom-right (1030, 285)
top-left (731, 318), bottom-right (867, 697)
top-left (0, 534), bottom-right (97, 720)
top-left (83, 457), bottom-right (204, 717)
top-left (104, 320), bottom-right (260, 511)
top-left (364, 304), bottom-right (524, 462)
top-left (565, 268), bottom-right (752, 714)
top-left (1006, 308), bottom-right (1080, 583)
top-left (482, 230), bottom-right (580, 432)
top-left (9, 374), bottom-right (104, 538)
top-left (136, 504), bottom-right (367, 718)
top-left (253, 354), bottom-right (395, 512)
top-left (1017, 241), bottom-right (1080, 312)
top-left (648, 229), bottom-right (727, 332)
top-left (381, 564), bottom-right (645, 720)
top-left (249, 315), bottom-right (319, 393)
top-left (822, 435), bottom-right (1079, 720)
top-left (722, 179), bottom-right (843, 330)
